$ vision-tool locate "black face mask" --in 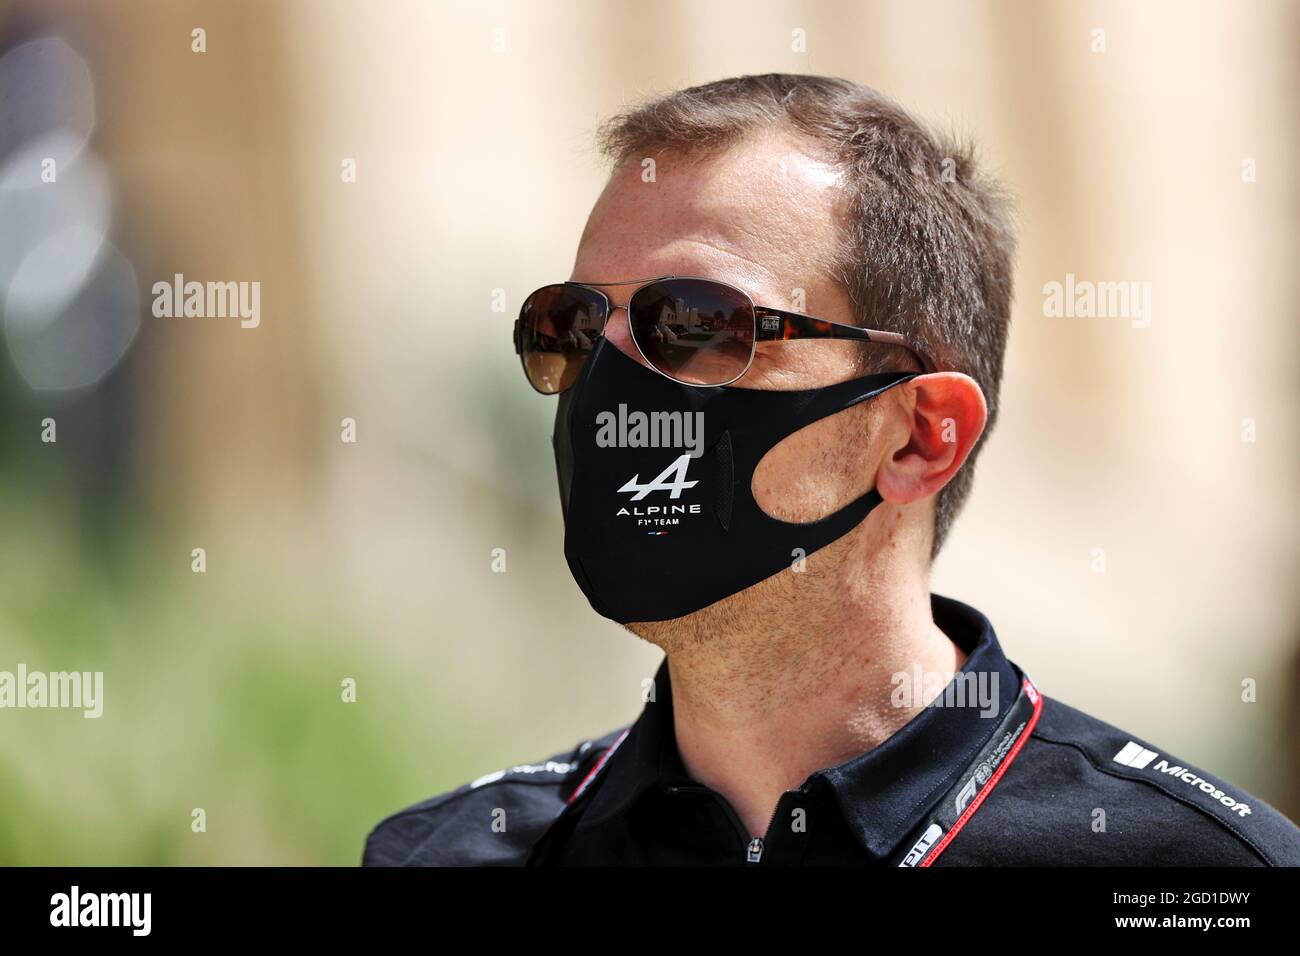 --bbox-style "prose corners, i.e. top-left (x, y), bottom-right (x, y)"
top-left (553, 338), bottom-right (918, 624)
